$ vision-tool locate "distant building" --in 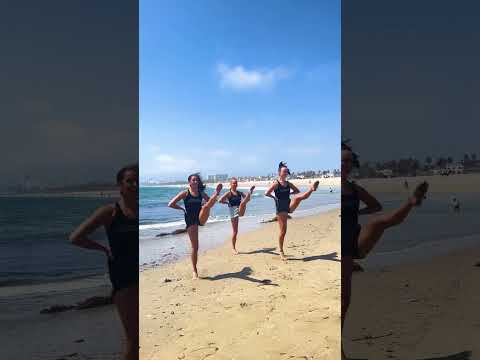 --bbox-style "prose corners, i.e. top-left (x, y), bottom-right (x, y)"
top-left (445, 163), bottom-right (464, 174)
top-left (208, 174), bottom-right (228, 182)
top-left (377, 169), bottom-right (393, 178)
